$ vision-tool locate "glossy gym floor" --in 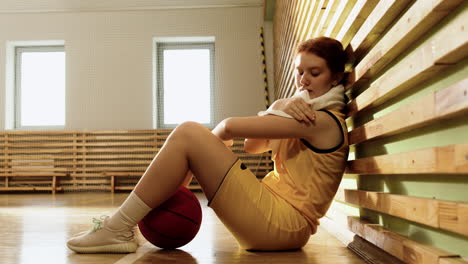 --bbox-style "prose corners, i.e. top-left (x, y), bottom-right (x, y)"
top-left (0, 192), bottom-right (365, 264)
